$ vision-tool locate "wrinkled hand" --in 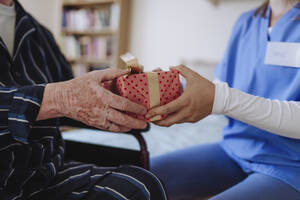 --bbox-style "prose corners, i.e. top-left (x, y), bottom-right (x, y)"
top-left (38, 69), bottom-right (147, 132)
top-left (146, 65), bottom-right (215, 127)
